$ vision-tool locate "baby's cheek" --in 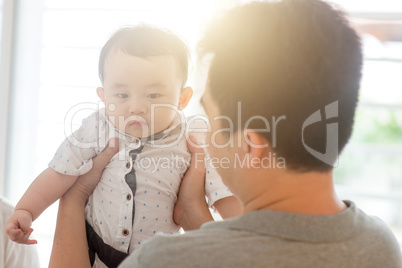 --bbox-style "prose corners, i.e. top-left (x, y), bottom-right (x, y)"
top-left (104, 110), bottom-right (120, 128)
top-left (151, 108), bottom-right (178, 132)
